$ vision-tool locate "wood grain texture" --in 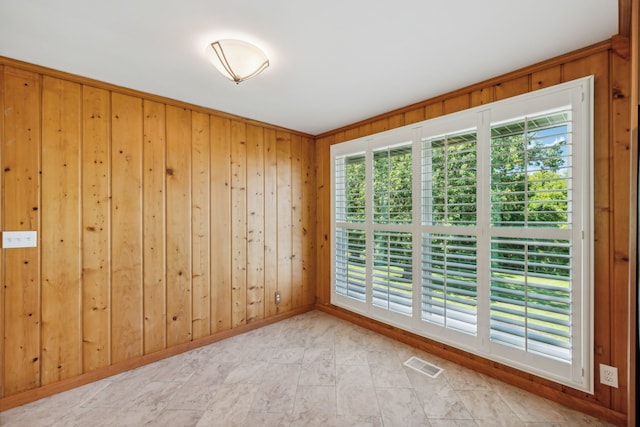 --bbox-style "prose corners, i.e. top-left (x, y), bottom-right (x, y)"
top-left (41, 76), bottom-right (82, 385)
top-left (314, 43), bottom-right (633, 422)
top-left (231, 121), bottom-right (247, 327)
top-left (314, 136), bottom-right (332, 305)
top-left (142, 100), bottom-right (167, 354)
top-left (210, 116), bottom-right (232, 333)
top-left (291, 134), bottom-right (303, 308)
top-left (264, 129), bottom-right (278, 317)
top-left (563, 51), bottom-right (612, 407)
top-left (191, 111), bottom-right (211, 339)
top-left (81, 85), bottom-right (111, 372)
top-left (0, 30), bottom-right (633, 425)
top-left (276, 131), bottom-right (293, 313)
top-left (2, 67), bottom-right (41, 396)
top-left (246, 124), bottom-right (265, 323)
top-left (110, 92), bottom-right (143, 364)
top-left (609, 52), bottom-right (631, 414)
top-left (302, 136), bottom-right (316, 306)
top-left (470, 87), bottom-right (494, 107)
top-left (165, 106), bottom-right (193, 347)
top-left (494, 75), bottom-right (530, 100)
top-left (0, 64), bottom-right (4, 398)
top-left (0, 57), bottom-right (316, 405)
top-left (531, 66), bottom-right (562, 90)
